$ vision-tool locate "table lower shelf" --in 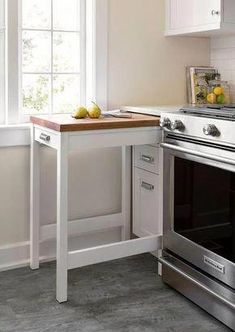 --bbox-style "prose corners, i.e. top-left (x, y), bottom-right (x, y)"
top-left (68, 234), bottom-right (162, 270)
